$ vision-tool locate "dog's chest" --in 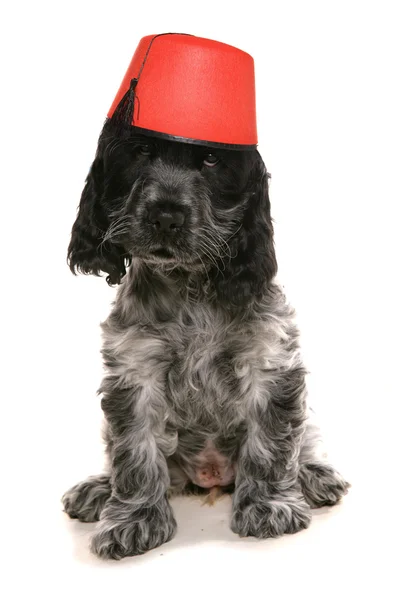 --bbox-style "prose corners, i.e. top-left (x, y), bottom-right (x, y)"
top-left (164, 304), bottom-right (276, 431)
top-left (104, 298), bottom-right (289, 432)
